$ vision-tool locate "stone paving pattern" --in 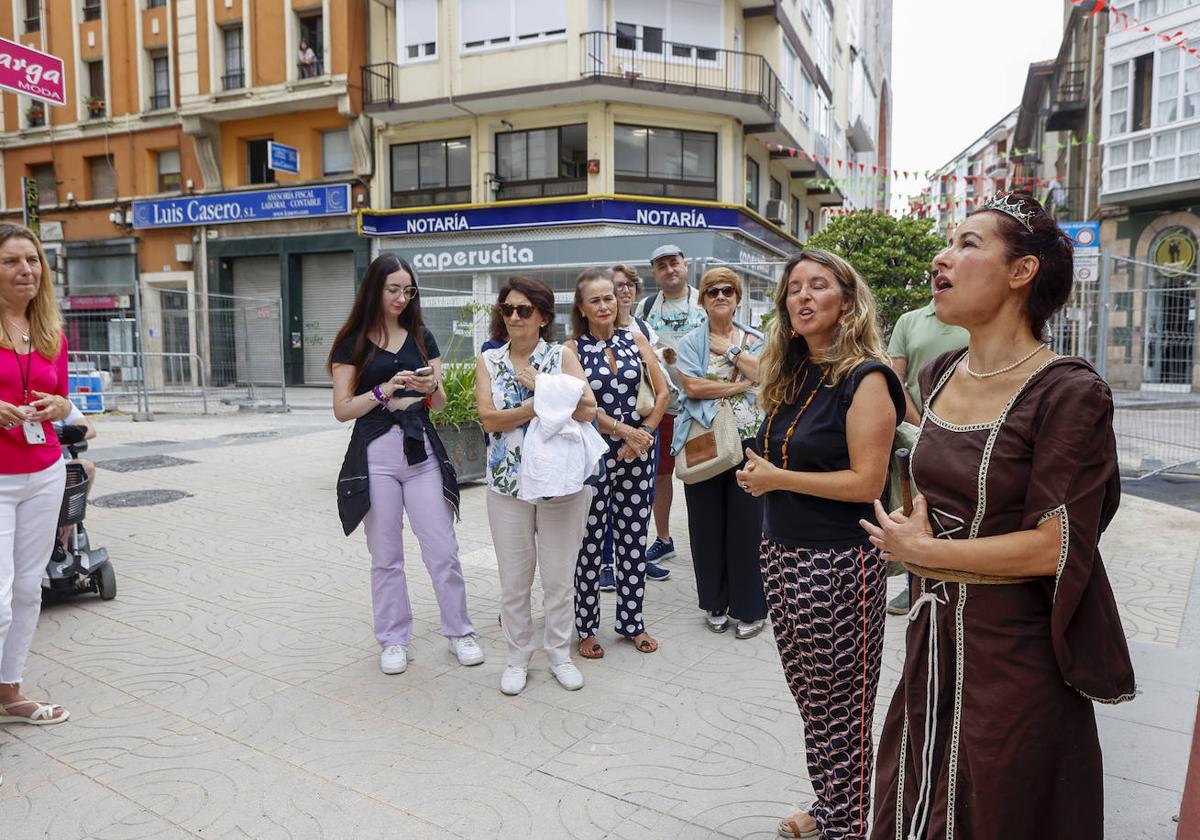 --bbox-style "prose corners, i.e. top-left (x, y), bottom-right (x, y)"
top-left (1, 401), bottom-right (1197, 839)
